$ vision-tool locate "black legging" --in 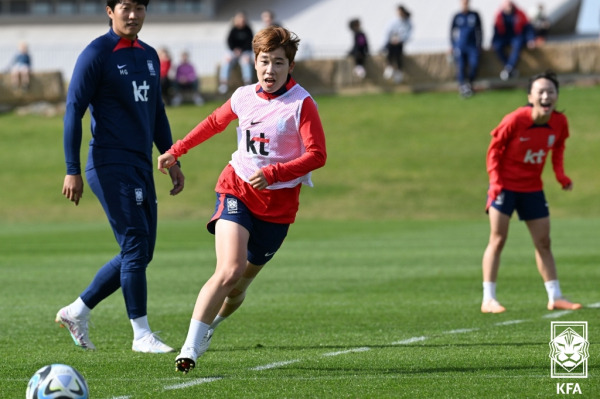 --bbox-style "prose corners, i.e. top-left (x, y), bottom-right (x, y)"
top-left (386, 42), bottom-right (404, 70)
